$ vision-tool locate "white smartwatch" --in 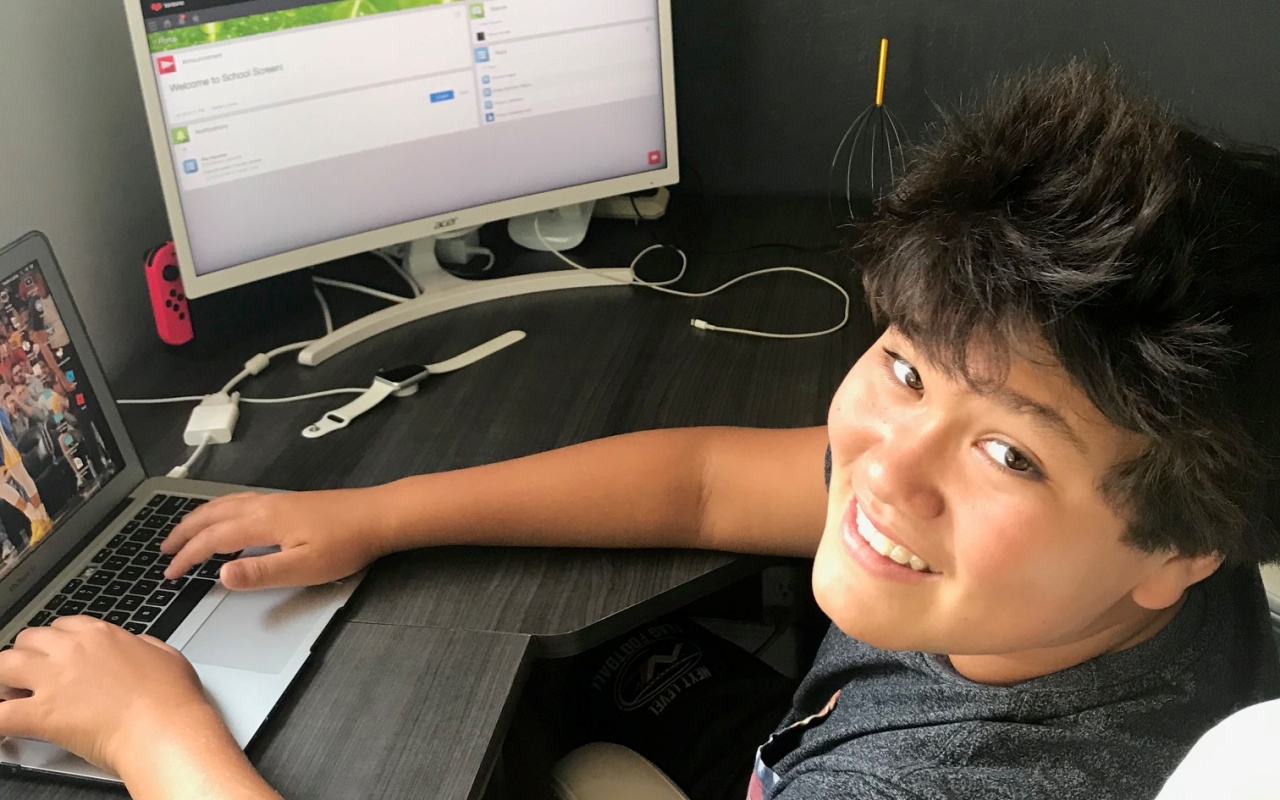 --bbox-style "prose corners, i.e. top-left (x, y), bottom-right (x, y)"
top-left (301, 330), bottom-right (526, 439)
